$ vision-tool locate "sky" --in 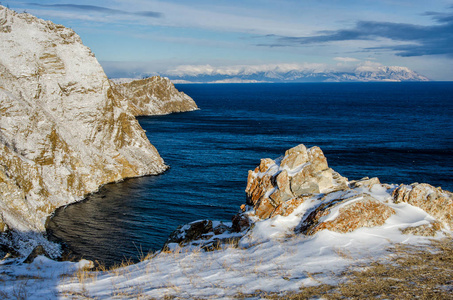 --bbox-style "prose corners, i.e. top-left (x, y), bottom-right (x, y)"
top-left (5, 0), bottom-right (453, 80)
